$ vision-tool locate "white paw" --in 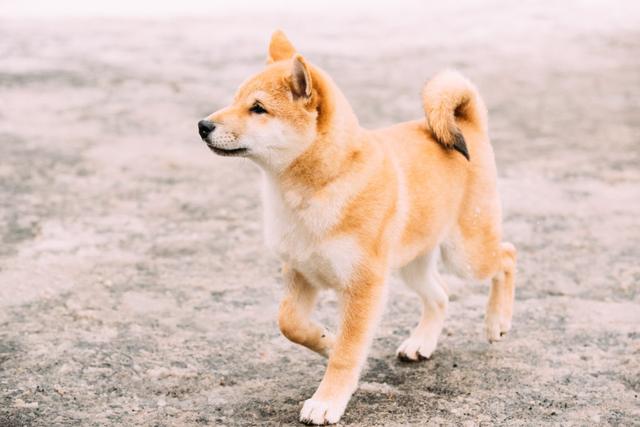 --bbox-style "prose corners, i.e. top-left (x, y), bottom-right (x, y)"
top-left (485, 313), bottom-right (510, 343)
top-left (500, 315), bottom-right (512, 334)
top-left (485, 315), bottom-right (501, 343)
top-left (484, 313), bottom-right (511, 343)
top-left (396, 334), bottom-right (438, 361)
top-left (299, 398), bottom-right (346, 425)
